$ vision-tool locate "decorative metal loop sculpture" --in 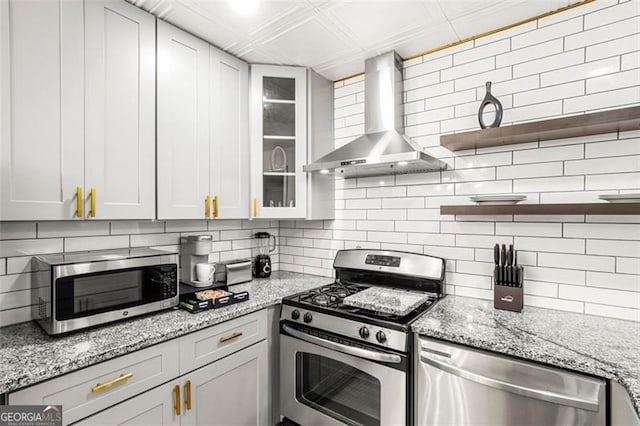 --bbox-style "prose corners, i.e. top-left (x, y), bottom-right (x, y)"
top-left (478, 81), bottom-right (503, 129)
